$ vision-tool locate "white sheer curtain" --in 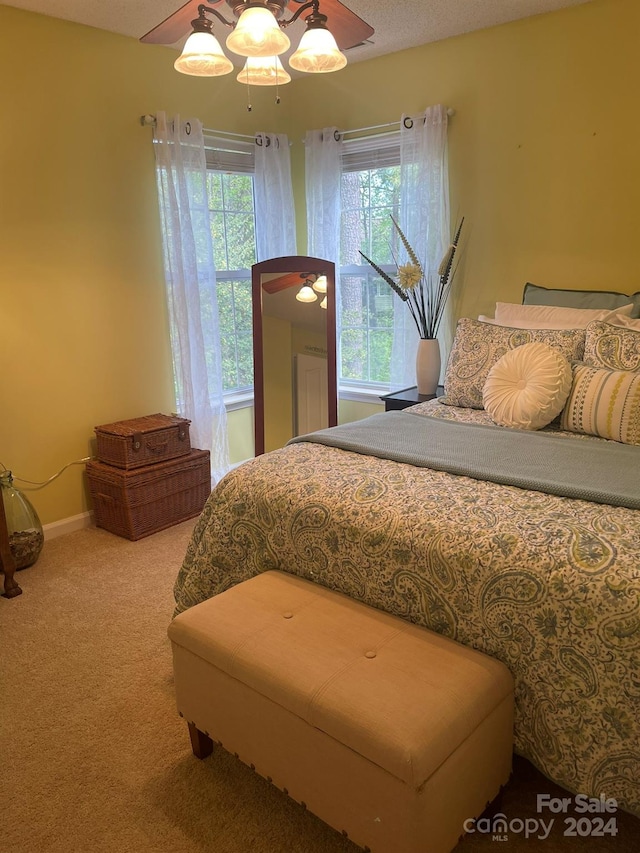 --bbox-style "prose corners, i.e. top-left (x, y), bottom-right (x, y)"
top-left (152, 112), bottom-right (229, 485)
top-left (254, 132), bottom-right (297, 261)
top-left (304, 127), bottom-right (342, 377)
top-left (391, 105), bottom-right (451, 388)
